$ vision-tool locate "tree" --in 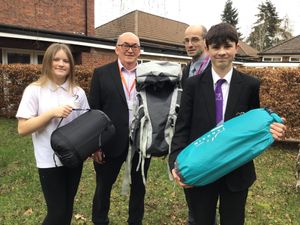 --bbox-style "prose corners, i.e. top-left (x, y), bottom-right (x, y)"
top-left (221, 0), bottom-right (242, 38)
top-left (247, 0), bottom-right (292, 51)
top-left (276, 16), bottom-right (293, 42)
